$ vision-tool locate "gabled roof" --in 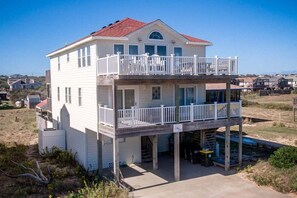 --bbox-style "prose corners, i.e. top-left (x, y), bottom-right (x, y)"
top-left (47, 18), bottom-right (212, 57)
top-left (92, 18), bottom-right (146, 37)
